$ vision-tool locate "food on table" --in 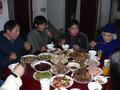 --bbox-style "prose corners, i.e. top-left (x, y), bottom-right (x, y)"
top-left (57, 50), bottom-right (69, 56)
top-left (21, 55), bottom-right (37, 63)
top-left (48, 48), bottom-right (61, 54)
top-left (69, 51), bottom-right (89, 62)
top-left (50, 54), bottom-right (68, 64)
top-left (87, 66), bottom-right (103, 76)
top-left (35, 62), bottom-right (51, 71)
top-left (38, 53), bottom-right (53, 60)
top-left (51, 74), bottom-right (73, 88)
top-left (67, 62), bottom-right (80, 72)
top-left (50, 63), bottom-right (70, 74)
top-left (79, 61), bottom-right (87, 69)
top-left (71, 69), bottom-right (92, 83)
top-left (33, 71), bottom-right (52, 80)
top-left (85, 59), bottom-right (100, 67)
top-left (93, 76), bottom-right (108, 84)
